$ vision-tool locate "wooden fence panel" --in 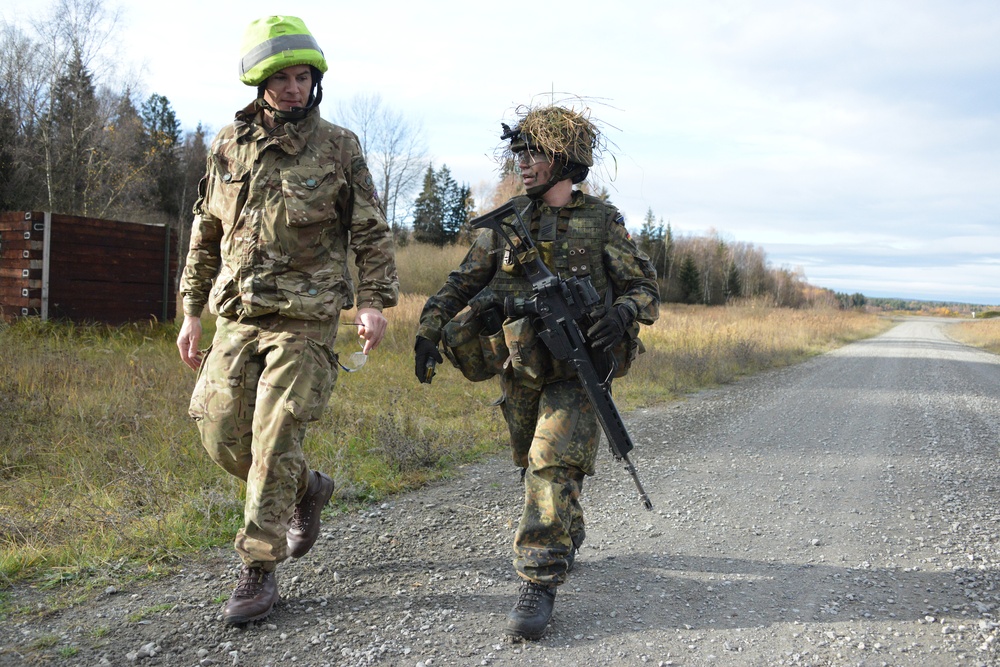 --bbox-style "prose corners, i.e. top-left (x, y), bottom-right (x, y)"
top-left (0, 211), bottom-right (178, 324)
